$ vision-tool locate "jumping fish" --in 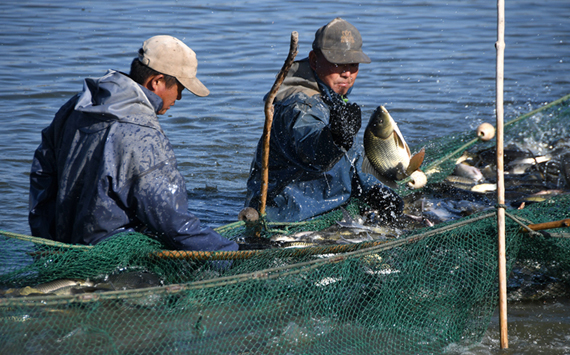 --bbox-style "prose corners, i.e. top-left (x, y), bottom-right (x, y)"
top-left (362, 106), bottom-right (426, 189)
